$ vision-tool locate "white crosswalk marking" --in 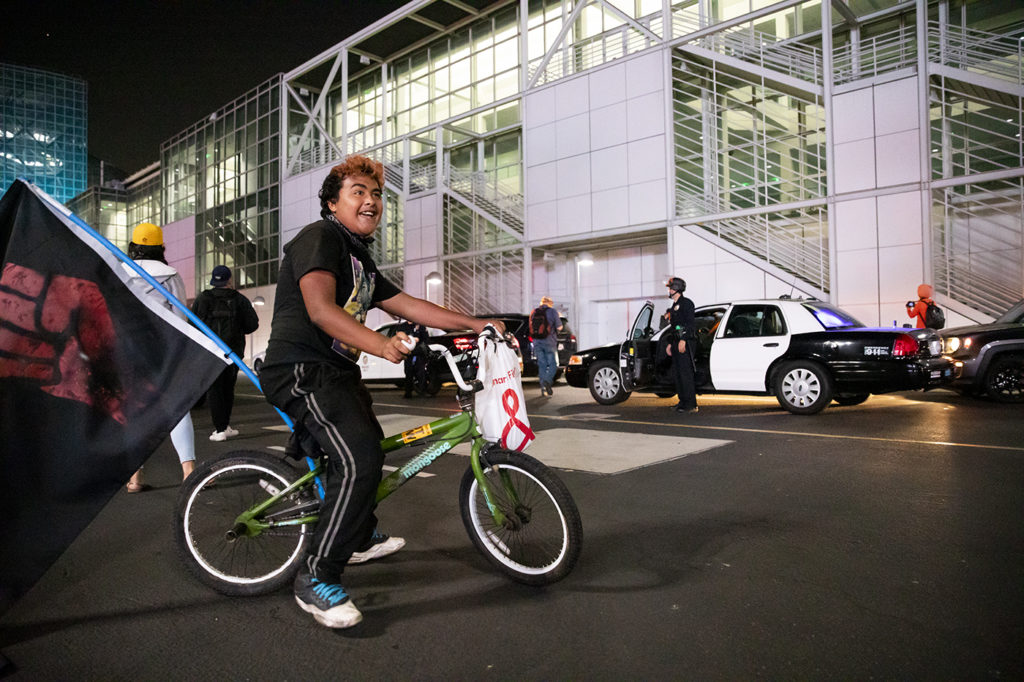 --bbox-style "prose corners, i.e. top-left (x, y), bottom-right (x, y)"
top-left (263, 414), bottom-right (732, 475)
